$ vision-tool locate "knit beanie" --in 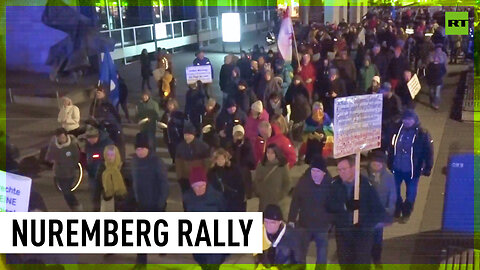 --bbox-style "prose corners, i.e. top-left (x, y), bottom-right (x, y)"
top-left (183, 121), bottom-right (197, 135)
top-left (232, 124), bottom-right (245, 136)
top-left (189, 167), bottom-right (207, 187)
top-left (251, 100), bottom-right (264, 113)
top-left (134, 133), bottom-right (150, 149)
top-left (310, 156), bottom-right (327, 172)
top-left (368, 150), bottom-right (387, 164)
top-left (263, 204), bottom-right (283, 221)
